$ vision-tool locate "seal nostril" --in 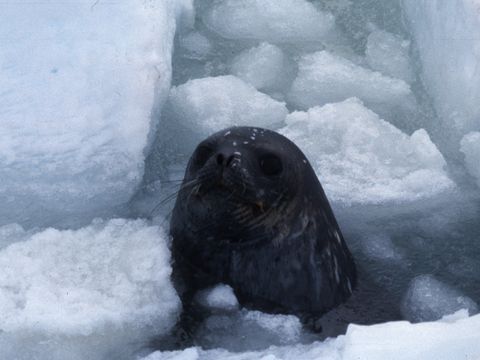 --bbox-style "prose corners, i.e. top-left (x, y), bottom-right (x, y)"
top-left (217, 153), bottom-right (236, 167)
top-left (226, 155), bottom-right (235, 167)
